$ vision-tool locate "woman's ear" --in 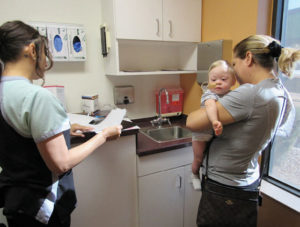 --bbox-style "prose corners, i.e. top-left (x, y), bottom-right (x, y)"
top-left (245, 51), bottom-right (254, 66)
top-left (24, 43), bottom-right (37, 60)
